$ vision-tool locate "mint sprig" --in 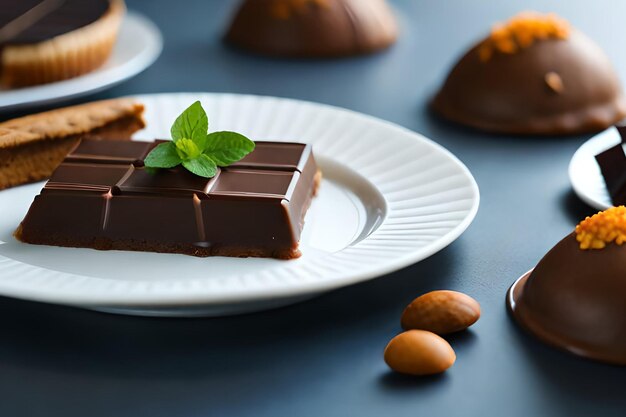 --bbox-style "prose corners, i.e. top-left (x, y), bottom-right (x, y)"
top-left (143, 101), bottom-right (255, 178)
